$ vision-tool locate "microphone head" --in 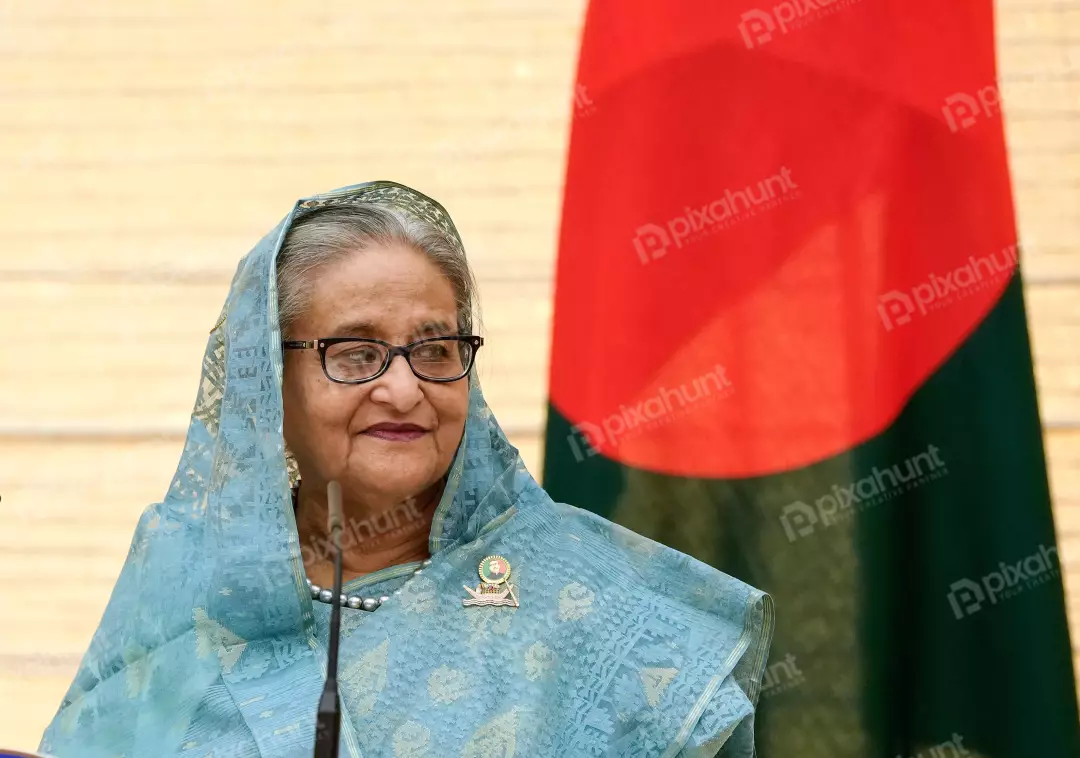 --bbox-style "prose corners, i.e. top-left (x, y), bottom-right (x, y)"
top-left (326, 481), bottom-right (343, 535)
